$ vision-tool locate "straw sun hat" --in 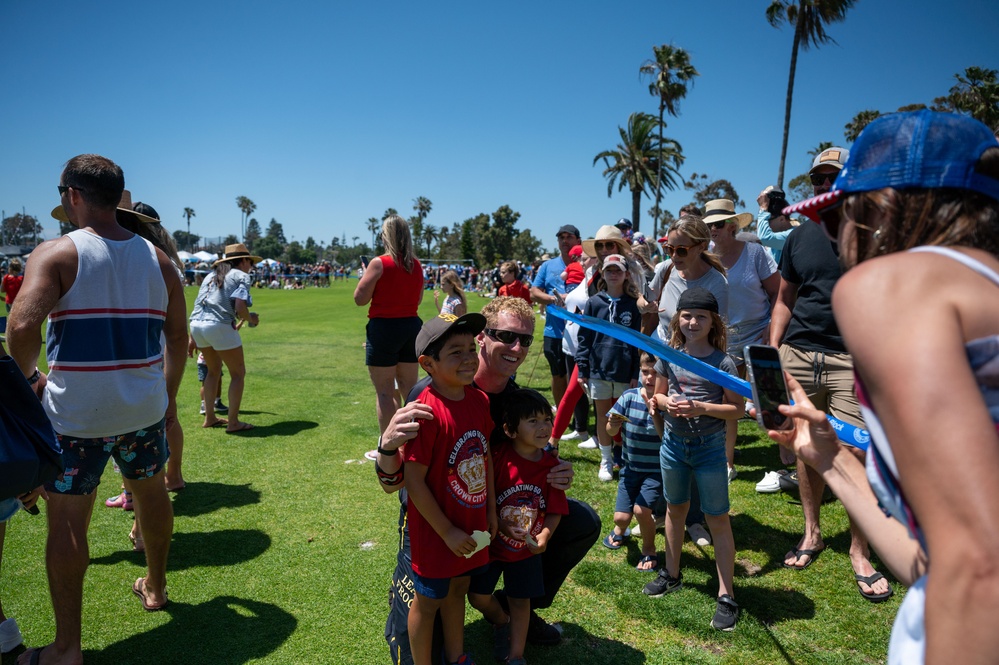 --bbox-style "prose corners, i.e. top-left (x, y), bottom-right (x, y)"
top-left (51, 189), bottom-right (161, 225)
top-left (702, 199), bottom-right (753, 229)
top-left (213, 243), bottom-right (262, 267)
top-left (581, 225), bottom-right (632, 256)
